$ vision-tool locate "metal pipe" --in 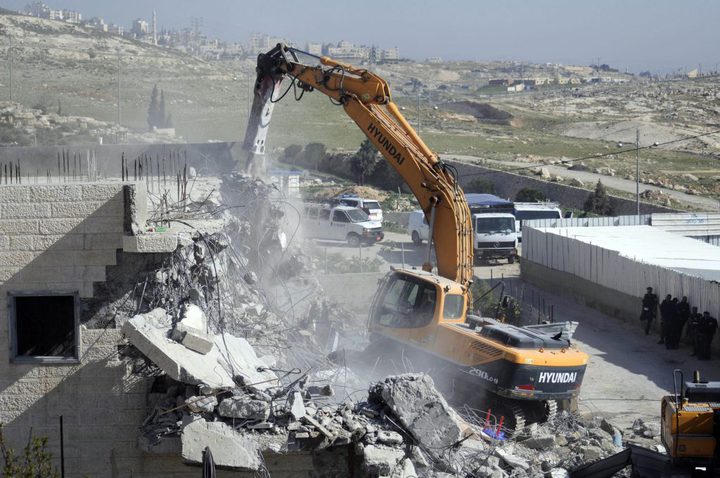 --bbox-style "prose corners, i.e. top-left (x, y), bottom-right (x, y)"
top-left (423, 203), bottom-right (438, 272)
